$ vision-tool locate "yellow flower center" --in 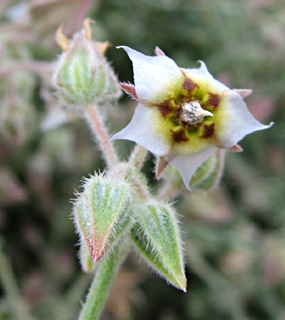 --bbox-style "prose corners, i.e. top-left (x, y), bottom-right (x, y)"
top-left (155, 76), bottom-right (221, 150)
